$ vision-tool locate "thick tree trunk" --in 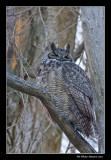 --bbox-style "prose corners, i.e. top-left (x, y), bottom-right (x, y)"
top-left (81, 6), bottom-right (104, 153)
